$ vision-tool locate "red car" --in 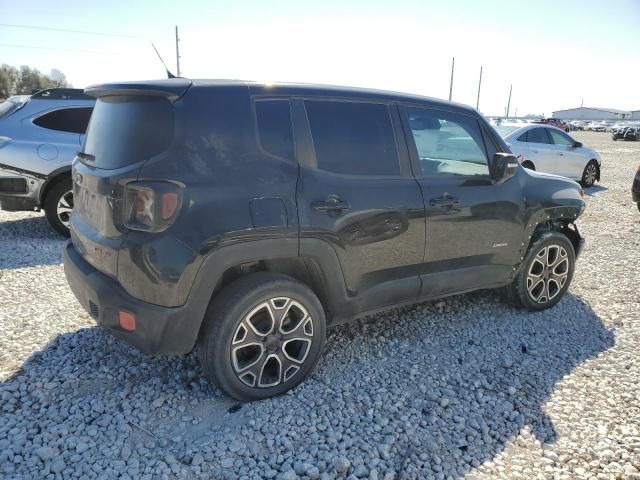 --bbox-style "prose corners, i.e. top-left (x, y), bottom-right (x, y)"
top-left (535, 118), bottom-right (570, 132)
